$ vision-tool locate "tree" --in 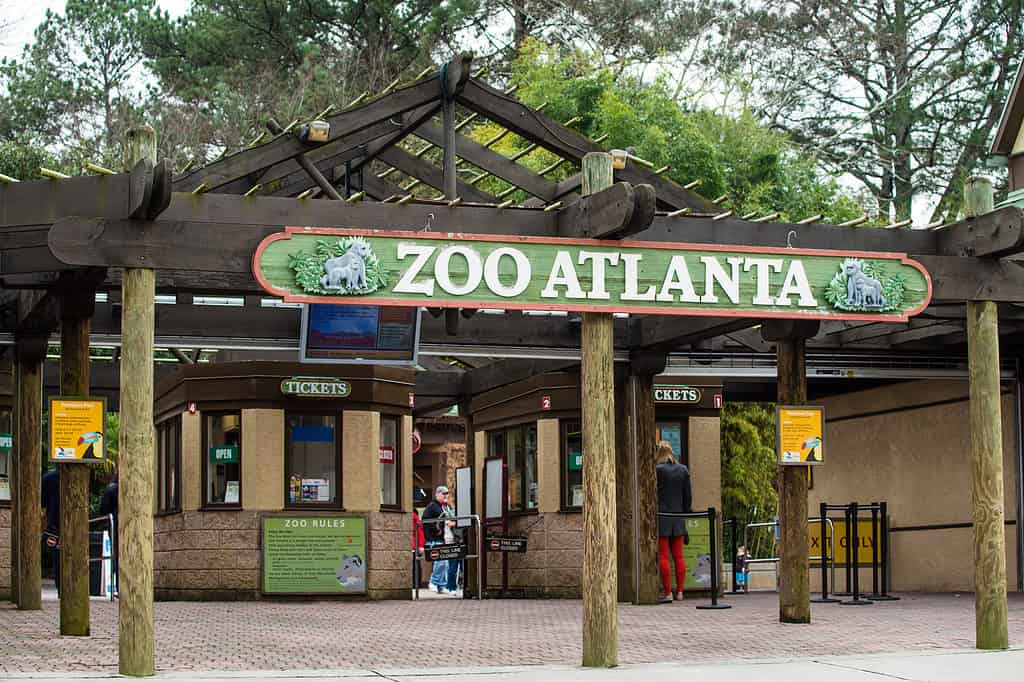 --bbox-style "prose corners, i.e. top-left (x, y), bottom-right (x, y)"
top-left (735, 0), bottom-right (1024, 223)
top-left (0, 0), bottom-right (155, 165)
top-left (463, 40), bottom-right (863, 223)
top-left (720, 403), bottom-right (778, 560)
